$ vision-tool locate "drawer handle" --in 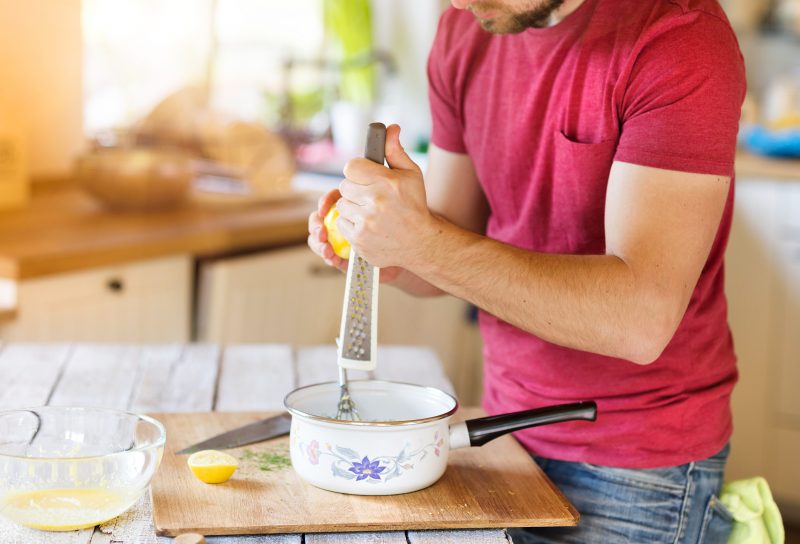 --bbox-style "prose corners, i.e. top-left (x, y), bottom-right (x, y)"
top-left (308, 264), bottom-right (343, 277)
top-left (106, 278), bottom-right (124, 293)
